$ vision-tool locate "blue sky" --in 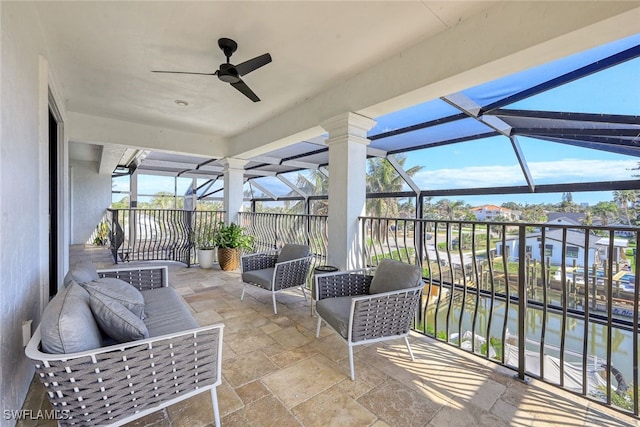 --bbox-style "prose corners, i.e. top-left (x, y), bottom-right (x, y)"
top-left (393, 35), bottom-right (640, 207)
